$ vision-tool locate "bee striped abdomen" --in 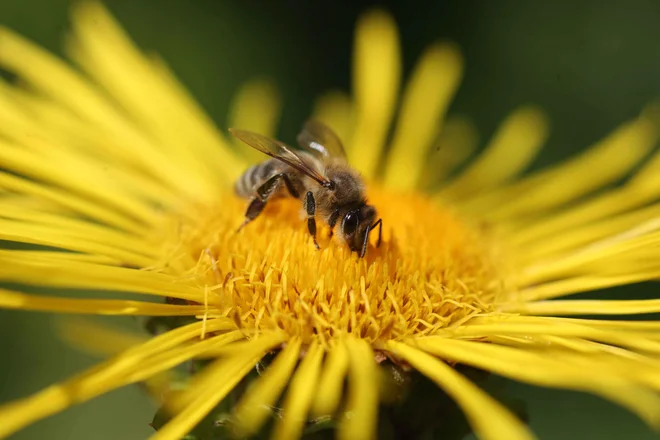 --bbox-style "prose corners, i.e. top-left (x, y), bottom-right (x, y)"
top-left (234, 159), bottom-right (280, 199)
